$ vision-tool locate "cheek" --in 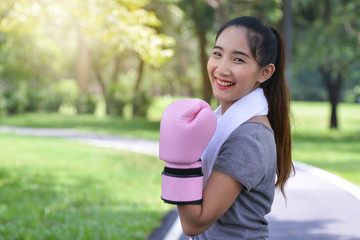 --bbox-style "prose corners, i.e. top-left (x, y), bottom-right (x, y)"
top-left (207, 59), bottom-right (215, 77)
